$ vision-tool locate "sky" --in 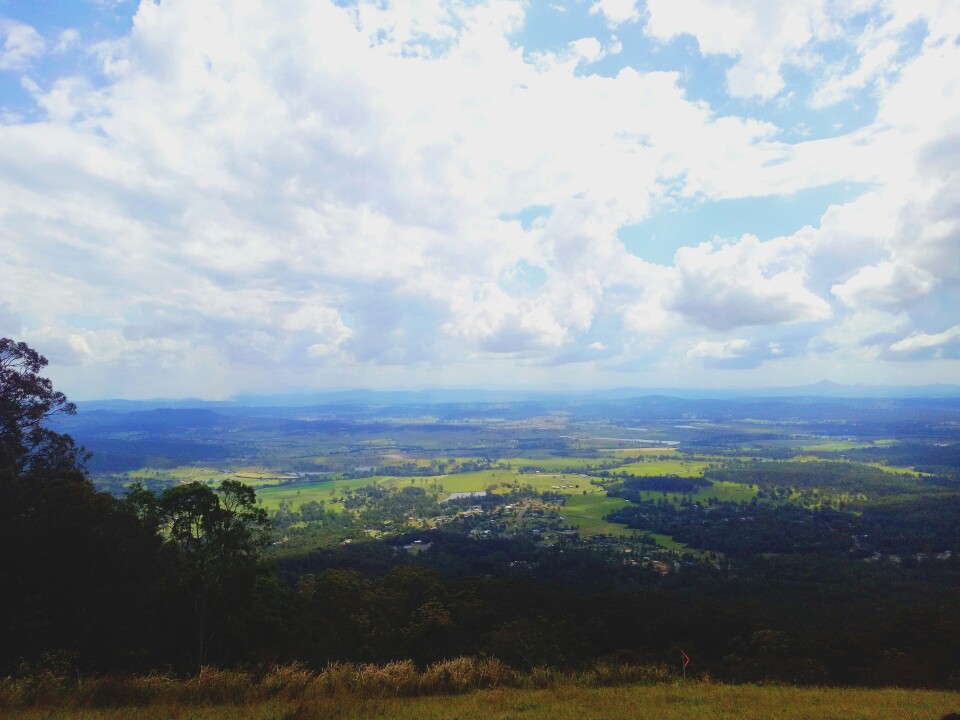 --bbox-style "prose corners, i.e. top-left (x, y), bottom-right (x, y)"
top-left (0, 0), bottom-right (958, 400)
